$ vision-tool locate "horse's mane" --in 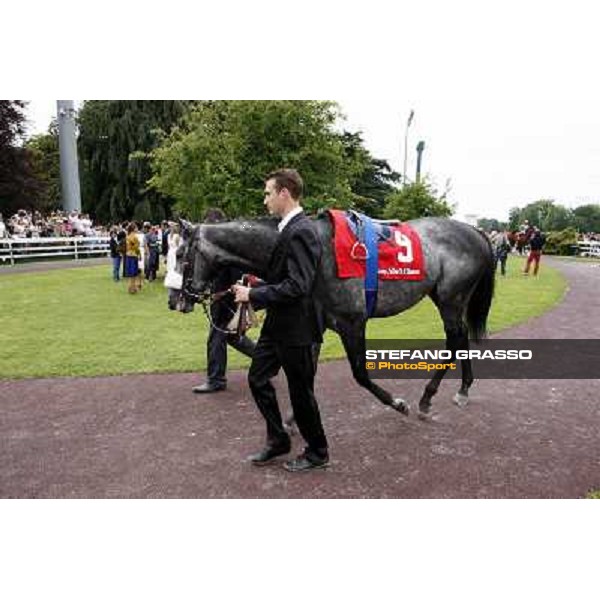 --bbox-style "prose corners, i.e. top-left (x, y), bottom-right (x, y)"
top-left (230, 216), bottom-right (279, 225)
